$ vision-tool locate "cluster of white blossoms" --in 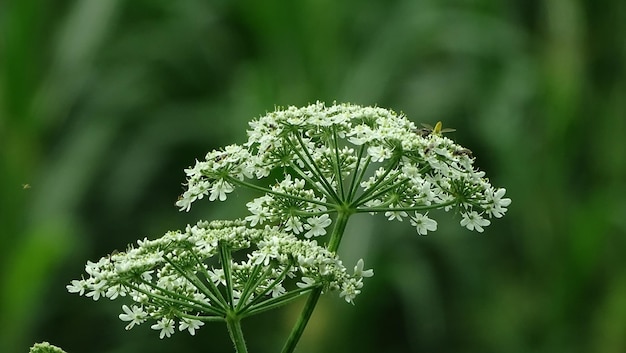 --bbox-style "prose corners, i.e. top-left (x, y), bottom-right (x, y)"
top-left (176, 102), bottom-right (510, 235)
top-left (68, 103), bottom-right (510, 343)
top-left (68, 219), bottom-right (372, 338)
